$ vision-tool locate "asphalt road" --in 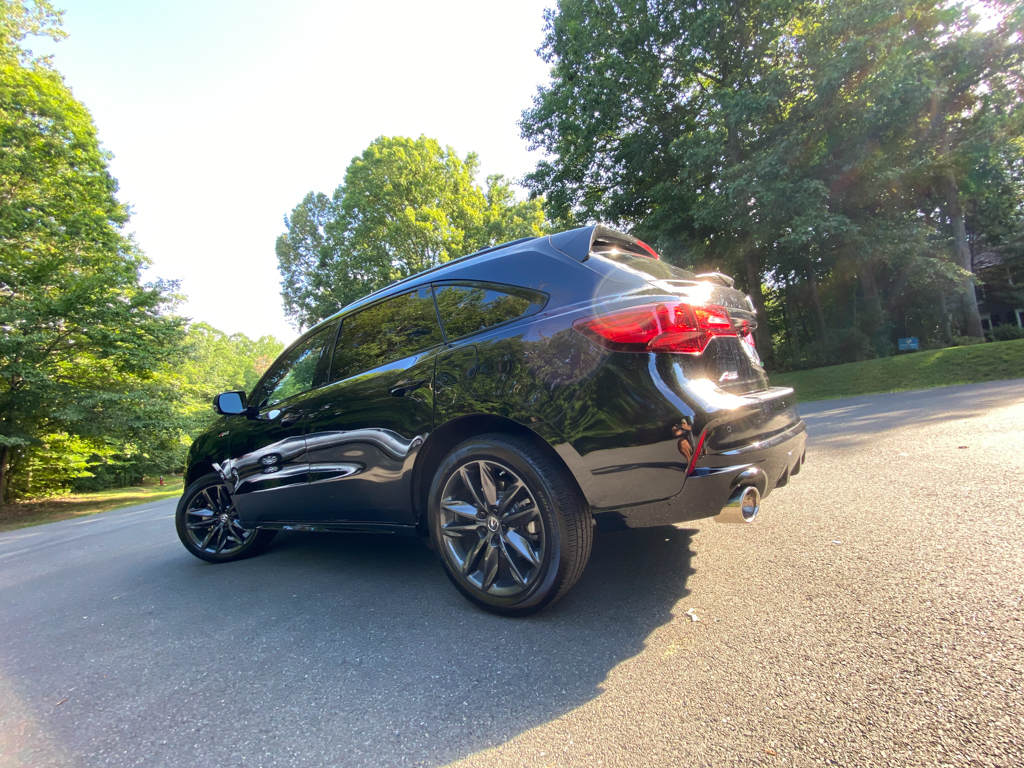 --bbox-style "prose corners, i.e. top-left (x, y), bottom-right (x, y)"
top-left (1, 380), bottom-right (1022, 768)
